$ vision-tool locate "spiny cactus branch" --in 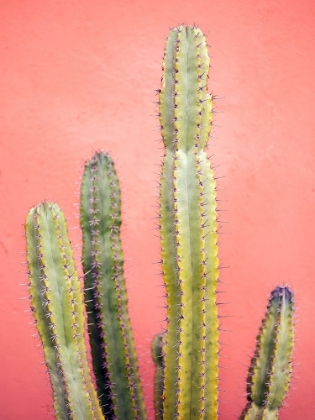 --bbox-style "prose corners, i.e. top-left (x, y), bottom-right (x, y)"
top-left (80, 152), bottom-right (146, 420)
top-left (152, 333), bottom-right (164, 420)
top-left (25, 202), bottom-right (105, 420)
top-left (241, 286), bottom-right (294, 420)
